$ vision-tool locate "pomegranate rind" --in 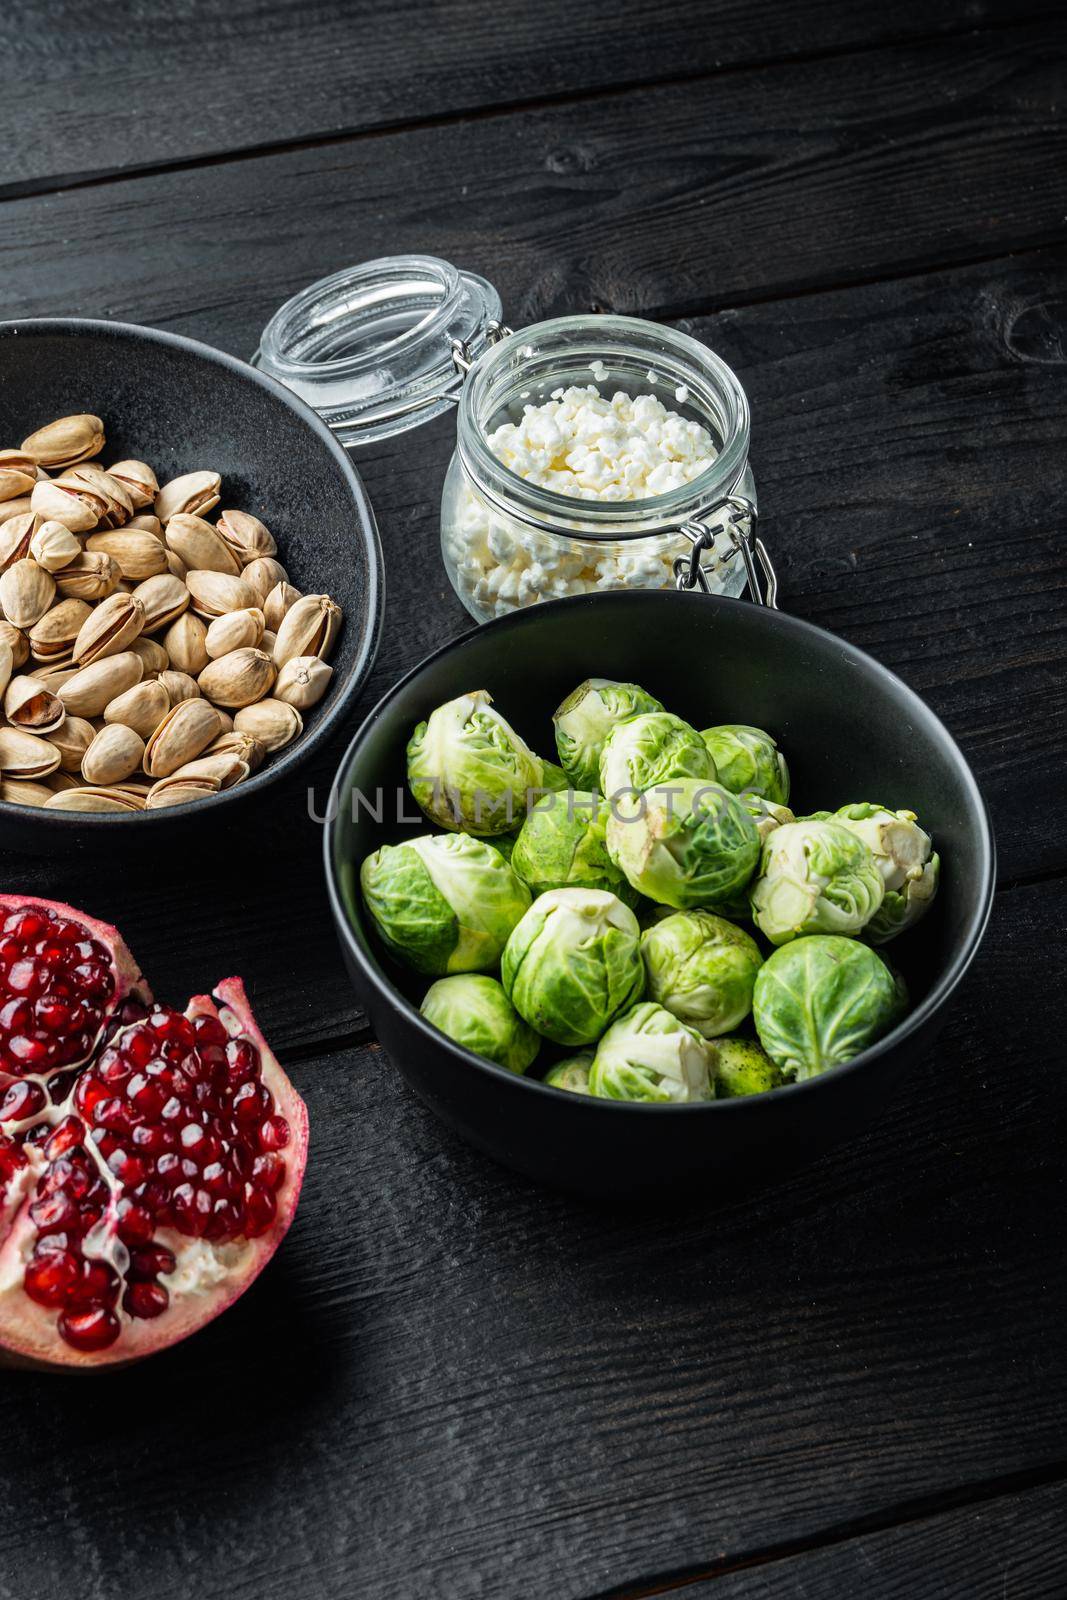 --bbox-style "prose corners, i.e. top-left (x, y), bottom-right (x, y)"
top-left (0, 974), bottom-right (307, 1373)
